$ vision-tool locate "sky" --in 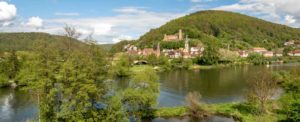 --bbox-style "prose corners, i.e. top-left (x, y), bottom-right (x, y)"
top-left (0, 0), bottom-right (300, 44)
